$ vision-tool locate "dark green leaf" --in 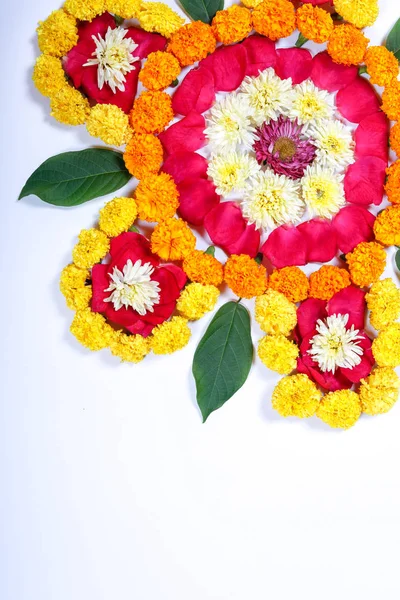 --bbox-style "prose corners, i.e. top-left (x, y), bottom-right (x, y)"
top-left (193, 301), bottom-right (253, 422)
top-left (178, 0), bottom-right (224, 24)
top-left (254, 253), bottom-right (263, 265)
top-left (395, 248), bottom-right (400, 272)
top-left (386, 17), bottom-right (400, 60)
top-left (205, 245), bottom-right (216, 256)
top-left (295, 33), bottom-right (308, 48)
top-left (19, 149), bottom-right (131, 207)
